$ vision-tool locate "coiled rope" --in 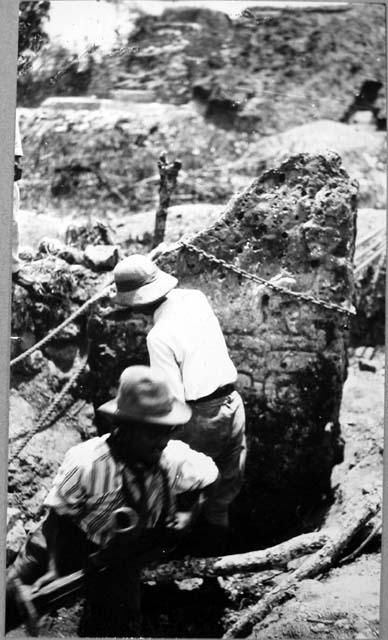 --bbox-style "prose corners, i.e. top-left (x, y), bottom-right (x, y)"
top-left (9, 357), bottom-right (88, 463)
